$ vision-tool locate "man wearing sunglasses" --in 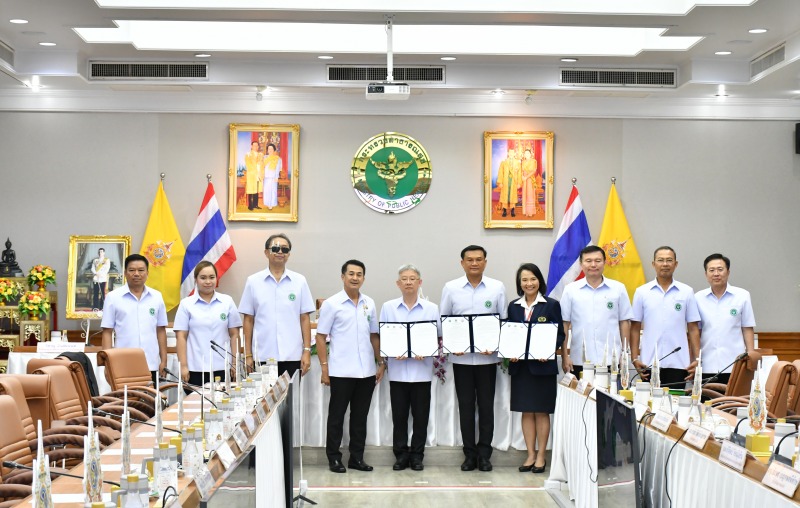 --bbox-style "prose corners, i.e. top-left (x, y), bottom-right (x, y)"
top-left (240, 233), bottom-right (315, 377)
